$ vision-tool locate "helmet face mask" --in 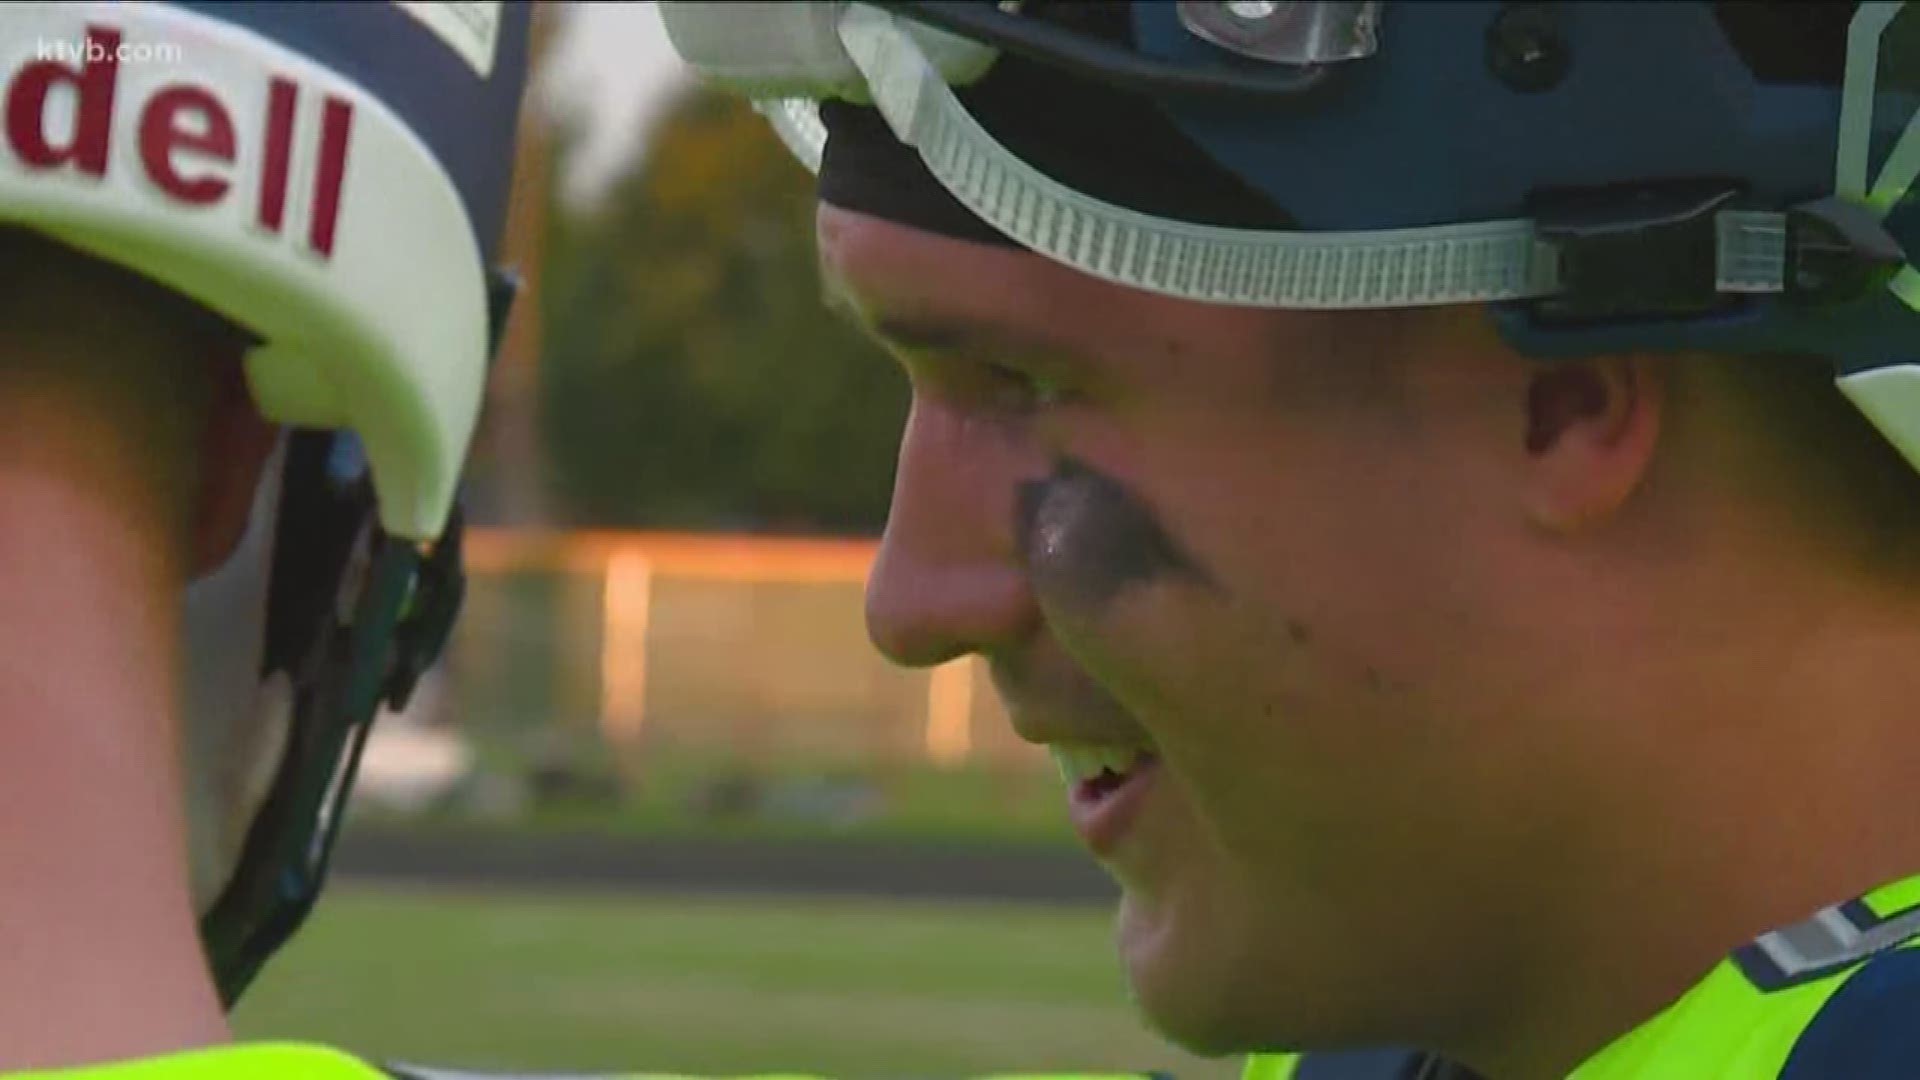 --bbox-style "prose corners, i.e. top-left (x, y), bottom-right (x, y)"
top-left (663, 0), bottom-right (1920, 479)
top-left (194, 430), bottom-right (479, 1005)
top-left (196, 265), bottom-right (515, 1005)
